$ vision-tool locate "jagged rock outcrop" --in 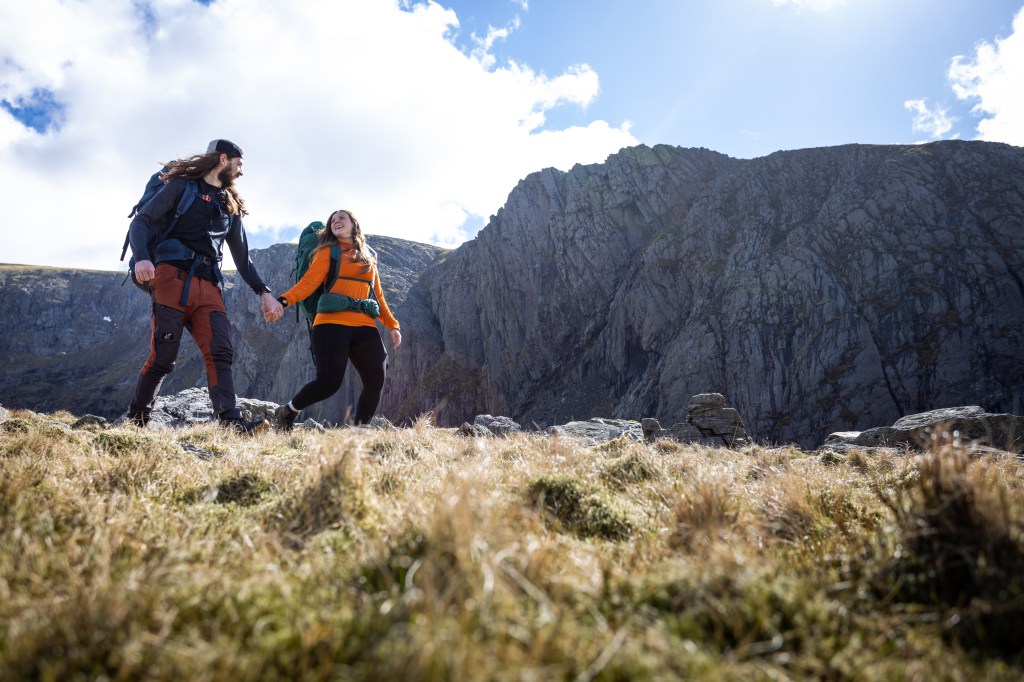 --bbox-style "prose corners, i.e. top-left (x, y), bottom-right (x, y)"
top-left (642, 393), bottom-right (749, 448)
top-left (402, 141), bottom-right (1024, 446)
top-left (2, 141), bottom-right (1022, 448)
